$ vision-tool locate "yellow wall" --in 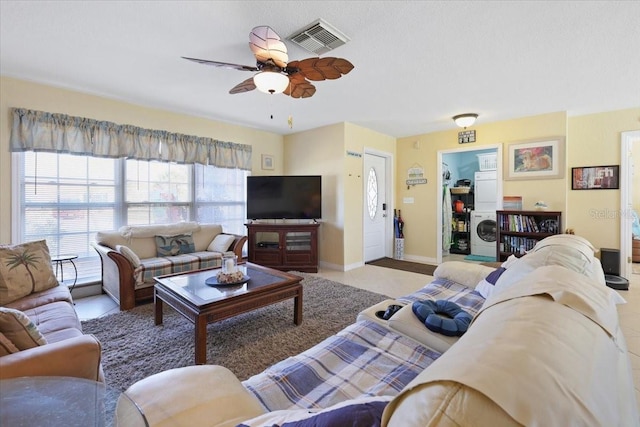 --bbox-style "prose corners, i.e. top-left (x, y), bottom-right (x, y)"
top-left (2, 77), bottom-right (638, 267)
top-left (634, 142), bottom-right (640, 213)
top-left (0, 76), bottom-right (284, 244)
top-left (284, 123), bottom-right (345, 268)
top-left (566, 108), bottom-right (640, 249)
top-left (283, 122), bottom-right (395, 269)
top-left (396, 112), bottom-right (568, 262)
